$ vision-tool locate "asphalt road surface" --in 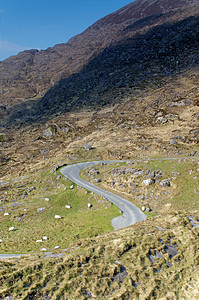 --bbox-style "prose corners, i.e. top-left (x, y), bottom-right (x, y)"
top-left (61, 161), bottom-right (146, 230)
